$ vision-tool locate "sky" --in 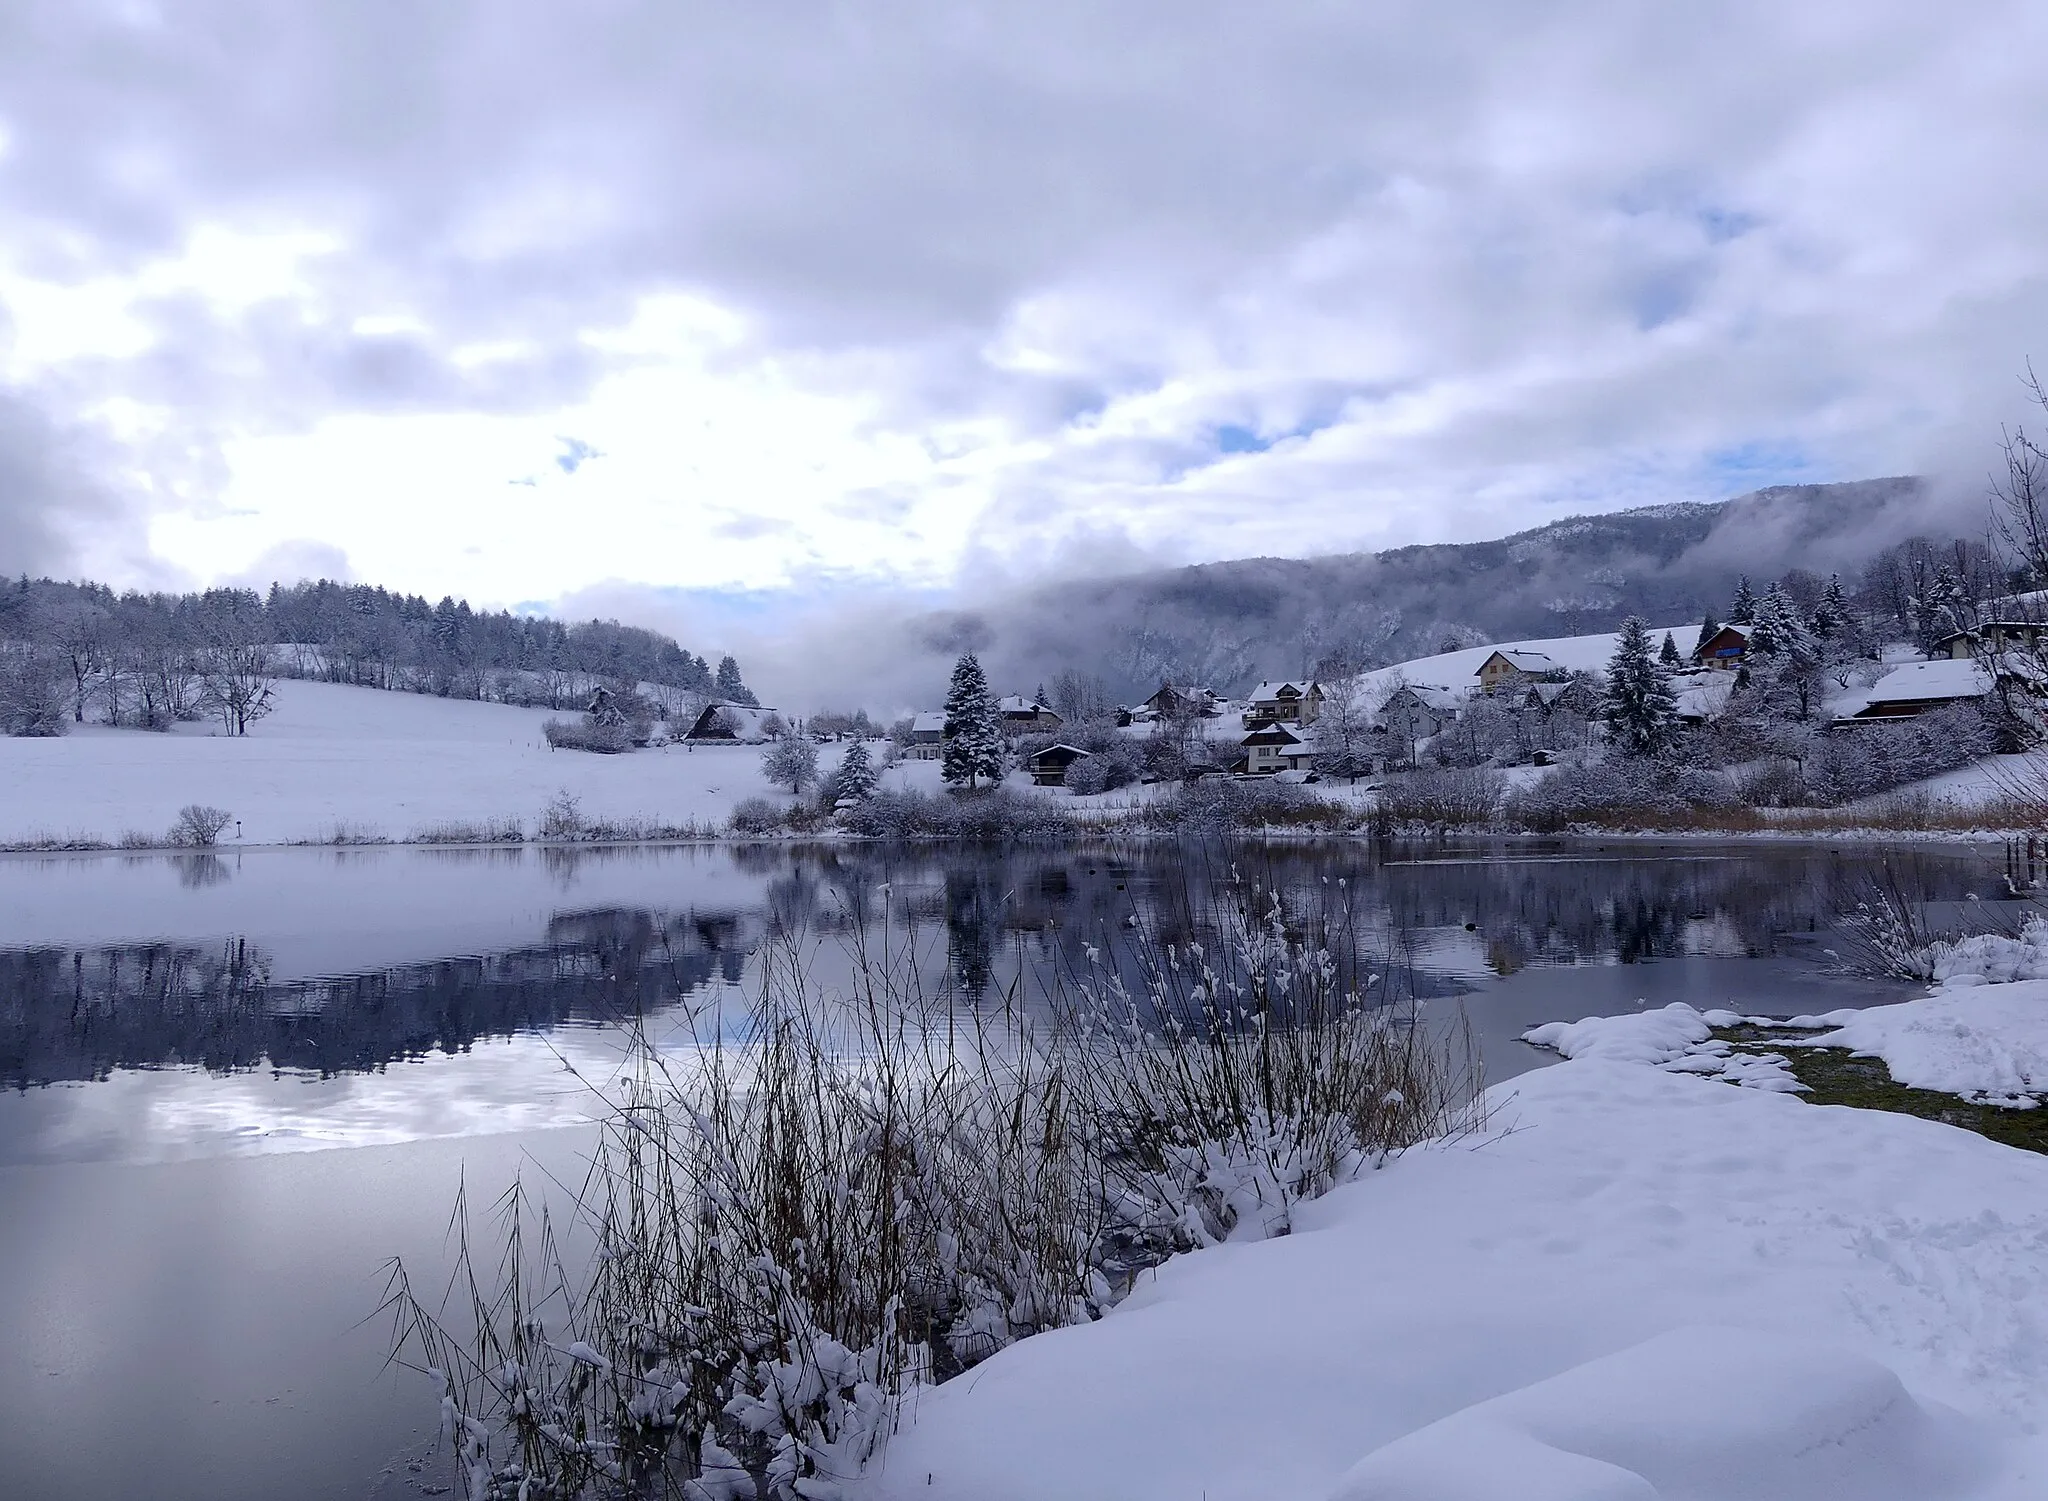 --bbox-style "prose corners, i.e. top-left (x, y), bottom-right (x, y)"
top-left (4, 1), bottom-right (2048, 662)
